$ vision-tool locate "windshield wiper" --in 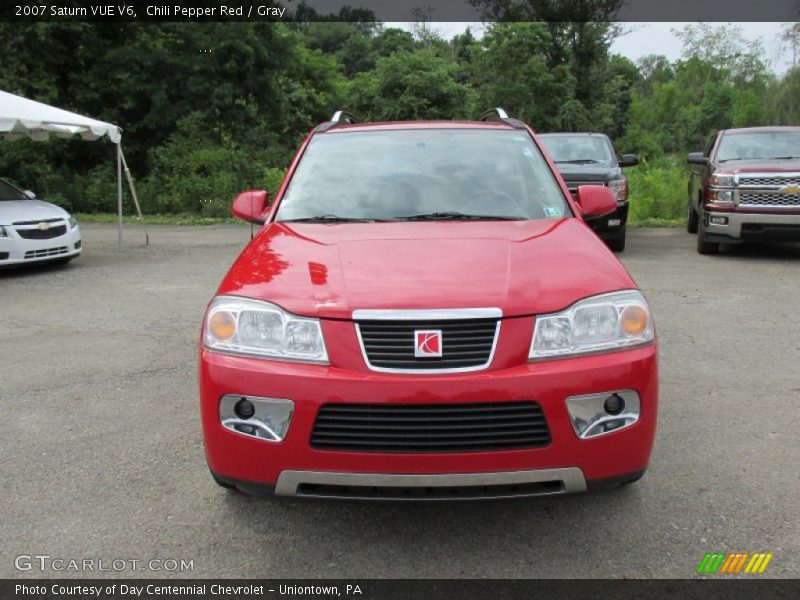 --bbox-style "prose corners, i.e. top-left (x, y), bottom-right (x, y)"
top-left (555, 159), bottom-right (602, 164)
top-left (396, 211), bottom-right (522, 221)
top-left (768, 156), bottom-right (800, 160)
top-left (279, 215), bottom-right (389, 223)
